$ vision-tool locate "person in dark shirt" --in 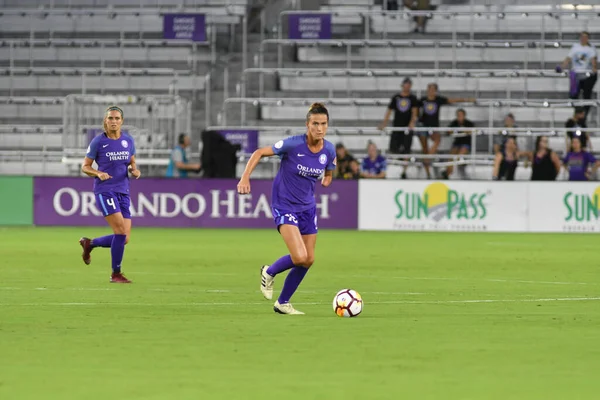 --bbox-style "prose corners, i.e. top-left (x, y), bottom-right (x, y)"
top-left (419, 83), bottom-right (474, 178)
top-left (492, 136), bottom-right (523, 181)
top-left (442, 109), bottom-right (475, 179)
top-left (334, 143), bottom-right (356, 179)
top-left (378, 77), bottom-right (419, 179)
top-left (562, 136), bottom-right (599, 181)
top-left (565, 107), bottom-right (591, 151)
top-left (530, 135), bottom-right (561, 181)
